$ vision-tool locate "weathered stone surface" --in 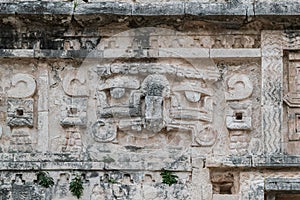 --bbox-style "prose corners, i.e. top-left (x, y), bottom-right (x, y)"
top-left (2, 1), bottom-right (300, 199)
